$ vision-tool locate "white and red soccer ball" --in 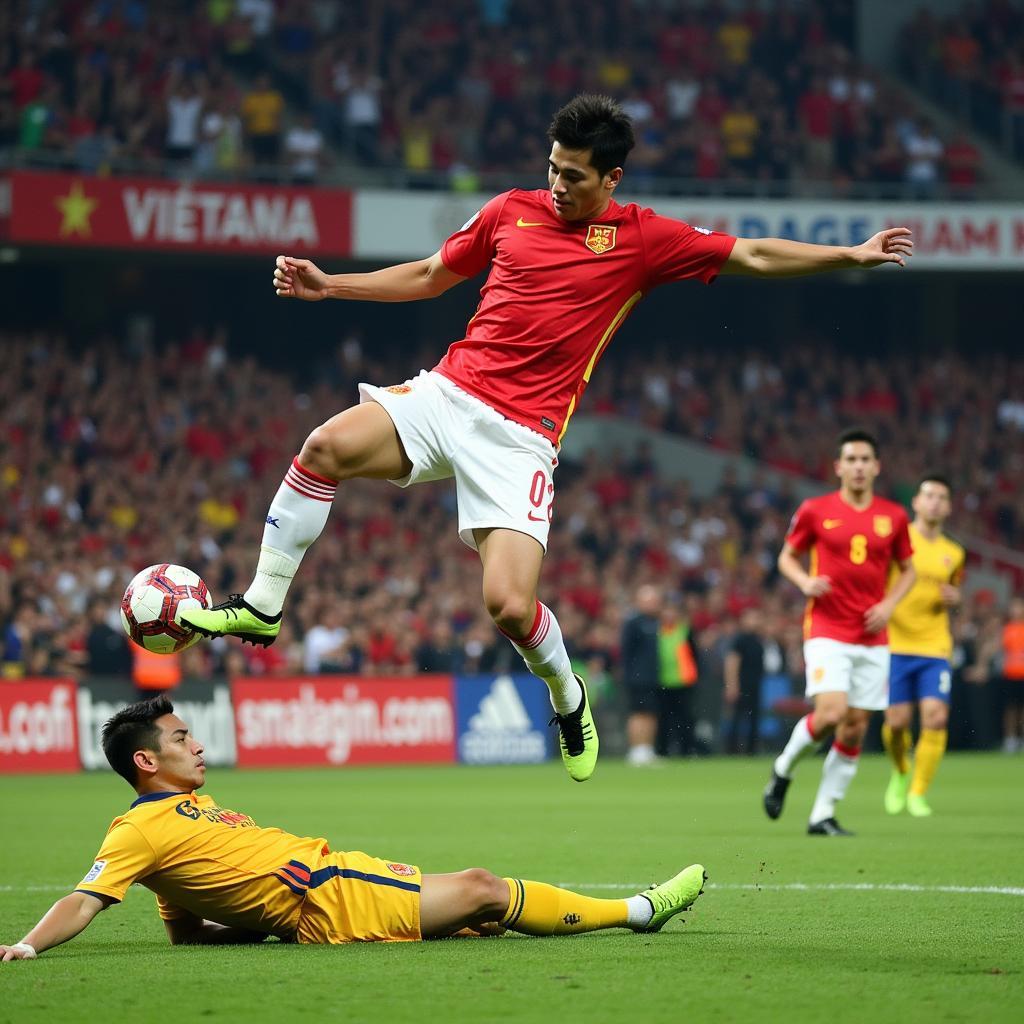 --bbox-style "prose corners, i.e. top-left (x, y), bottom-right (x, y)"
top-left (120, 564), bottom-right (211, 654)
